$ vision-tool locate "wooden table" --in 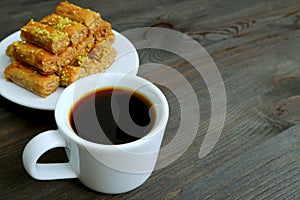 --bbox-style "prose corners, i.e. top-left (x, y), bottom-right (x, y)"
top-left (1, 0), bottom-right (300, 199)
